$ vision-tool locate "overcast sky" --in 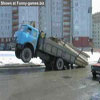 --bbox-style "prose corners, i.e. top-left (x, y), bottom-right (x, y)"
top-left (92, 0), bottom-right (100, 14)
